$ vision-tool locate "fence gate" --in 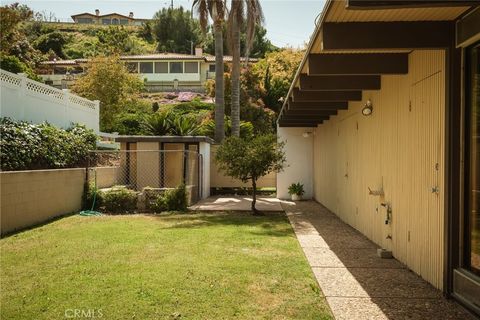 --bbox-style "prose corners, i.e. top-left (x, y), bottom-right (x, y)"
top-left (87, 150), bottom-right (202, 208)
